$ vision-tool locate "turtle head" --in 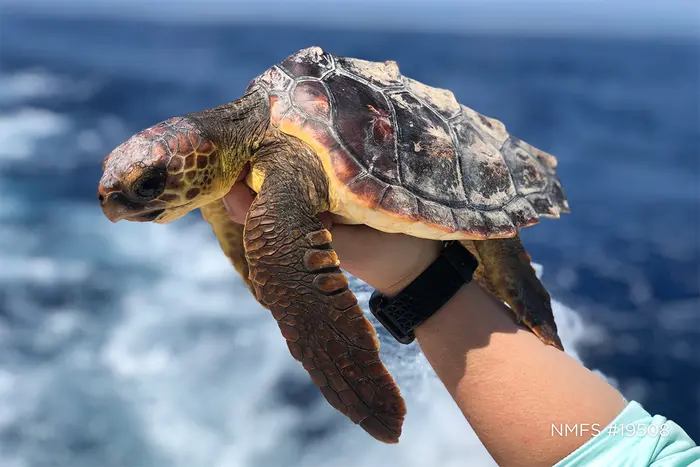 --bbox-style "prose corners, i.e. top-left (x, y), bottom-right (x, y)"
top-left (98, 116), bottom-right (230, 224)
top-left (99, 89), bottom-right (269, 224)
